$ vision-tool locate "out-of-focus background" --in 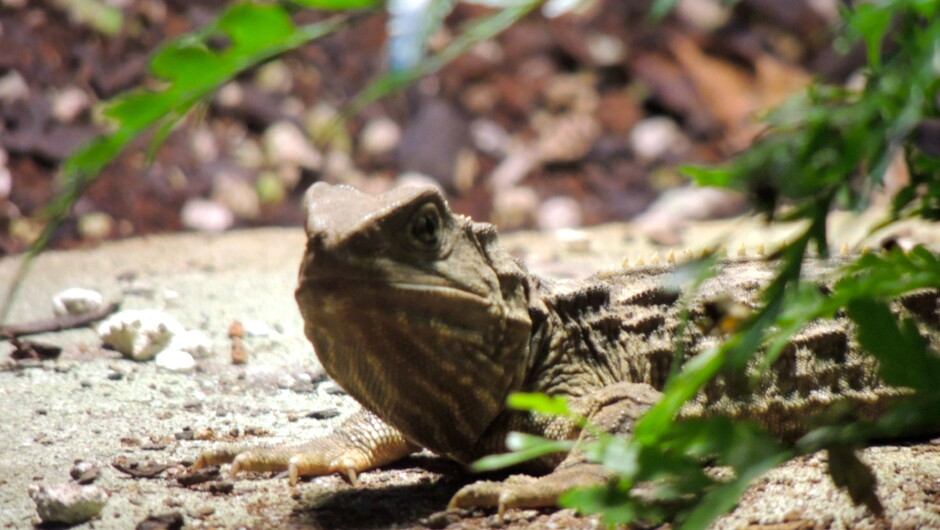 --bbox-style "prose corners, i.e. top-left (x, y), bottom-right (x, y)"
top-left (0, 0), bottom-right (854, 254)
